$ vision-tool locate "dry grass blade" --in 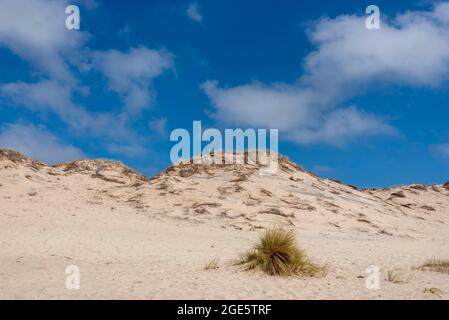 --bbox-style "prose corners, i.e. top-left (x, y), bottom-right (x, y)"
top-left (235, 228), bottom-right (325, 277)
